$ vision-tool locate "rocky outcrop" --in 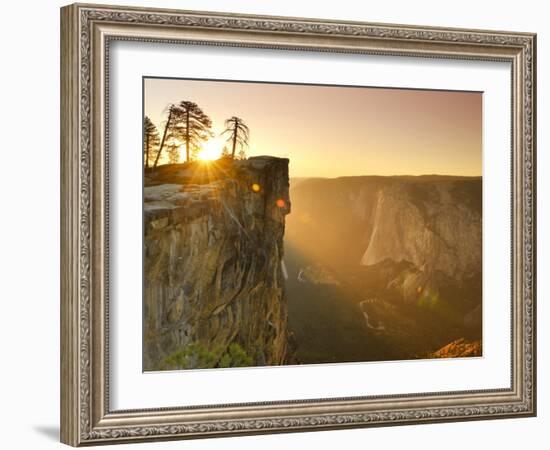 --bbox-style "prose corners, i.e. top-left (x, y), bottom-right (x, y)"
top-left (359, 181), bottom-right (481, 281)
top-left (143, 157), bottom-right (291, 371)
top-left (298, 264), bottom-right (340, 285)
top-left (428, 338), bottom-right (482, 358)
